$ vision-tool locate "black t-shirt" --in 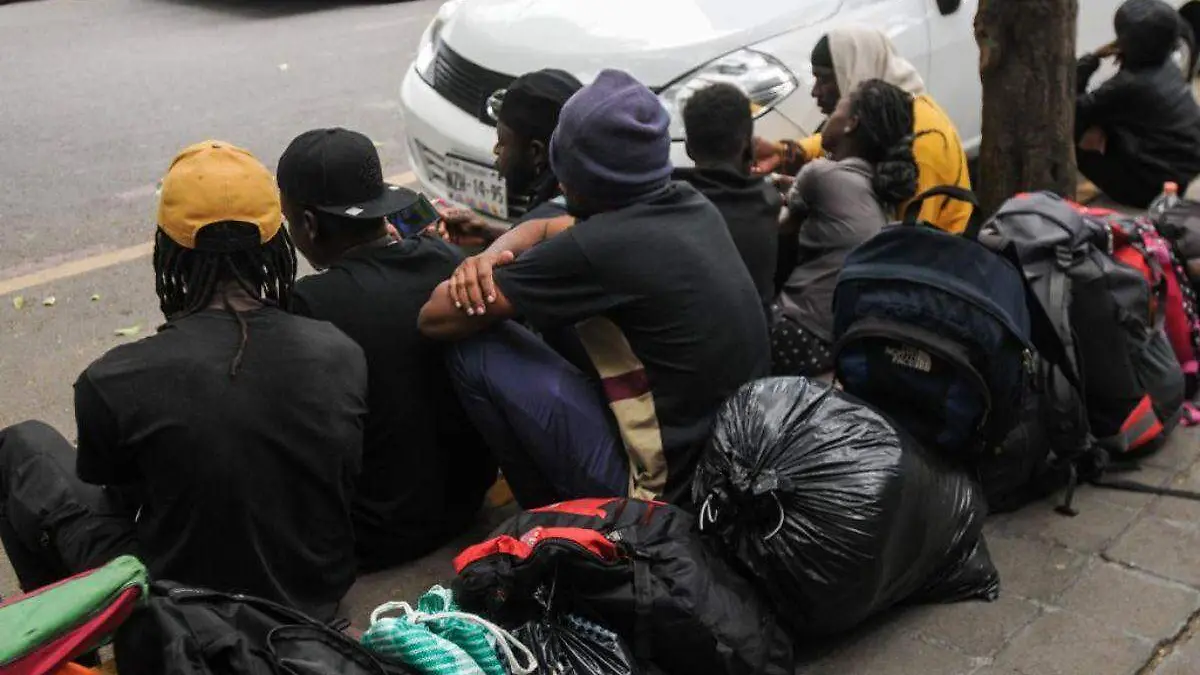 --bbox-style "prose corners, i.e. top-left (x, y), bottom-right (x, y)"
top-left (673, 166), bottom-right (780, 313)
top-left (74, 307), bottom-right (367, 621)
top-left (493, 182), bottom-right (770, 504)
top-left (292, 236), bottom-right (496, 569)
